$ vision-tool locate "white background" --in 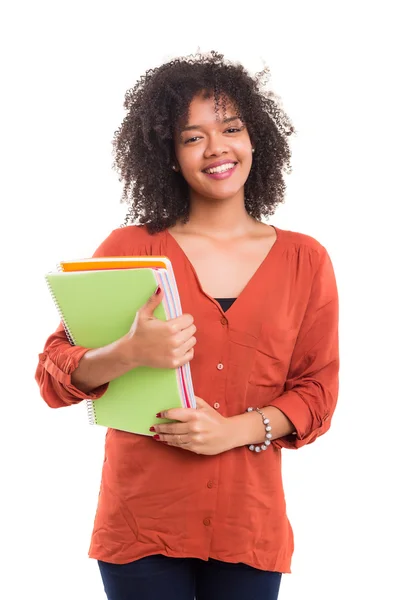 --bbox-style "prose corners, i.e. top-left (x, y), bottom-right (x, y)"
top-left (1, 1), bottom-right (399, 599)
